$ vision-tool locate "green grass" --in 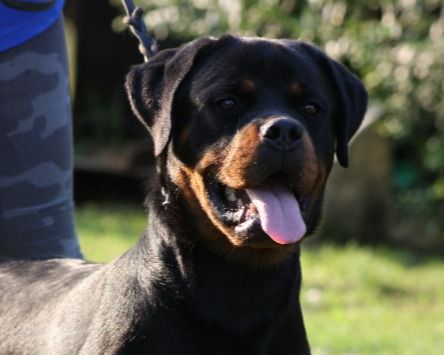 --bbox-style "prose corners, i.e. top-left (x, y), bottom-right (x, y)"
top-left (76, 204), bottom-right (146, 262)
top-left (301, 245), bottom-right (444, 355)
top-left (76, 204), bottom-right (444, 354)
